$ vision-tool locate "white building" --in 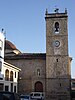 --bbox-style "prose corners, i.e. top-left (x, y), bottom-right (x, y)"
top-left (0, 31), bottom-right (5, 79)
top-left (0, 30), bottom-right (21, 93)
